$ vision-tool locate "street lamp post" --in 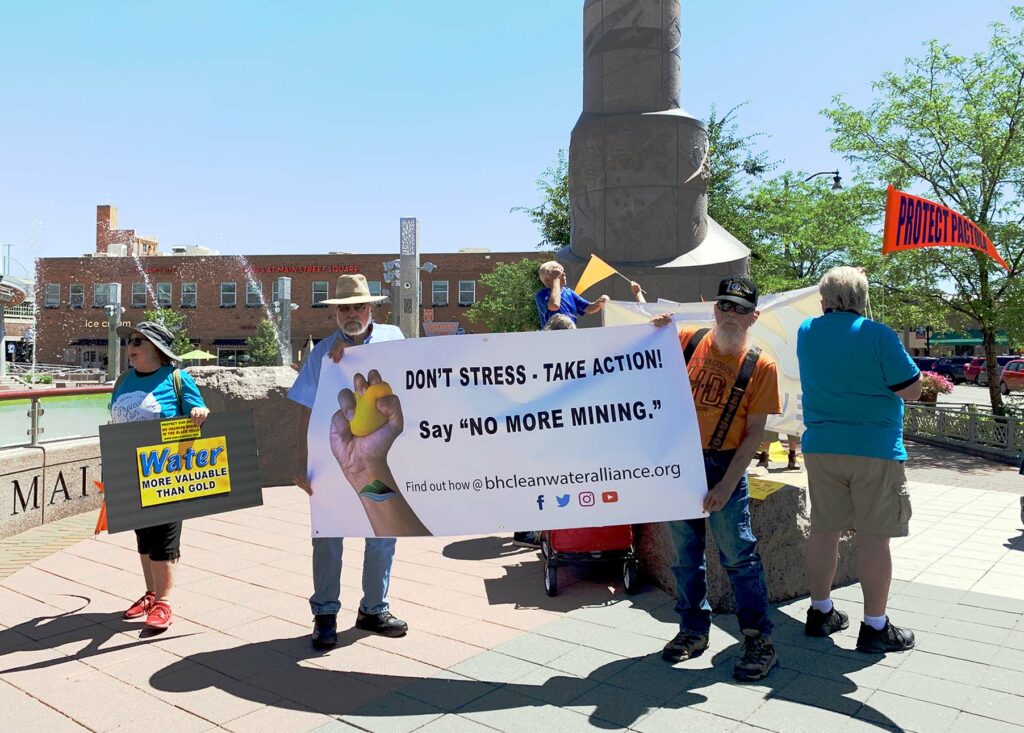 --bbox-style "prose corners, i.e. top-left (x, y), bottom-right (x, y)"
top-left (104, 283), bottom-right (124, 381)
top-left (804, 170), bottom-right (843, 189)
